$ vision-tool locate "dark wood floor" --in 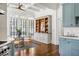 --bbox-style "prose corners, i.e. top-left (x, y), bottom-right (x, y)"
top-left (15, 40), bottom-right (59, 56)
top-left (33, 40), bottom-right (59, 56)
